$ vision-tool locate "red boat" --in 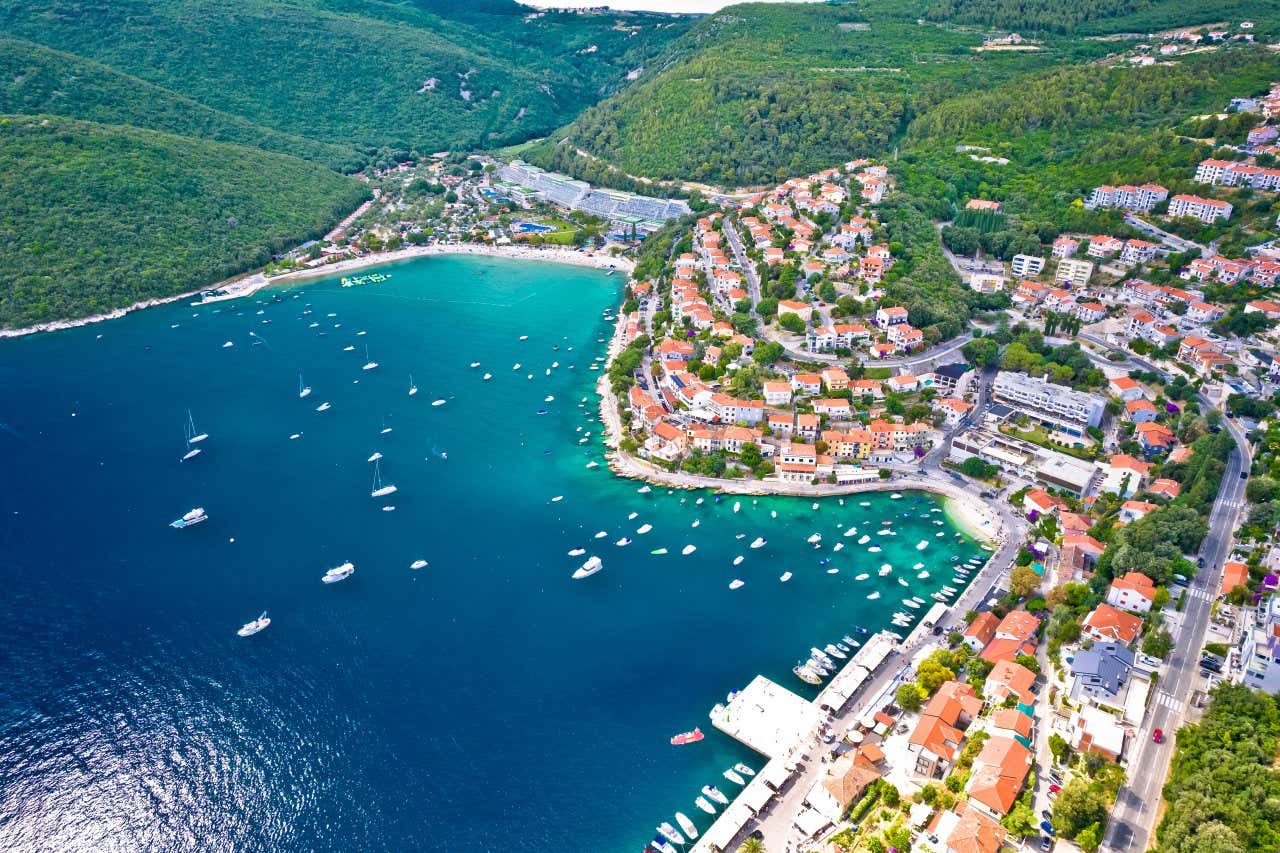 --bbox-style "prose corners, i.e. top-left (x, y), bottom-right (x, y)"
top-left (670, 727), bottom-right (704, 746)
